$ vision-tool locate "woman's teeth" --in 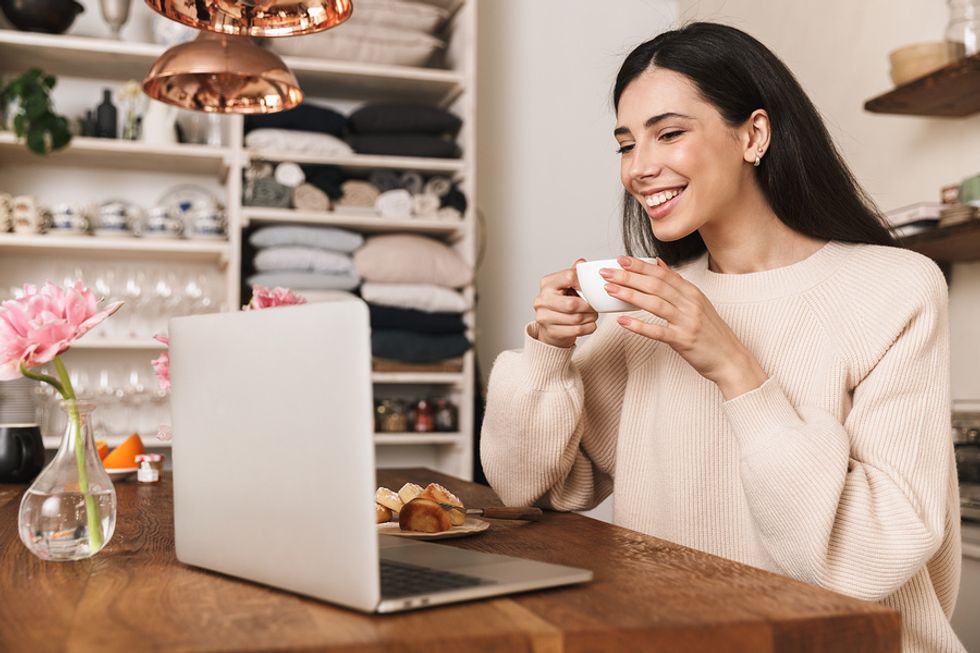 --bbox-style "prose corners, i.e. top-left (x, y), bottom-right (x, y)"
top-left (645, 188), bottom-right (682, 207)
